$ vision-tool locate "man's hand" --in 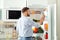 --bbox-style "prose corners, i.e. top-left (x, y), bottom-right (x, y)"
top-left (40, 14), bottom-right (45, 25)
